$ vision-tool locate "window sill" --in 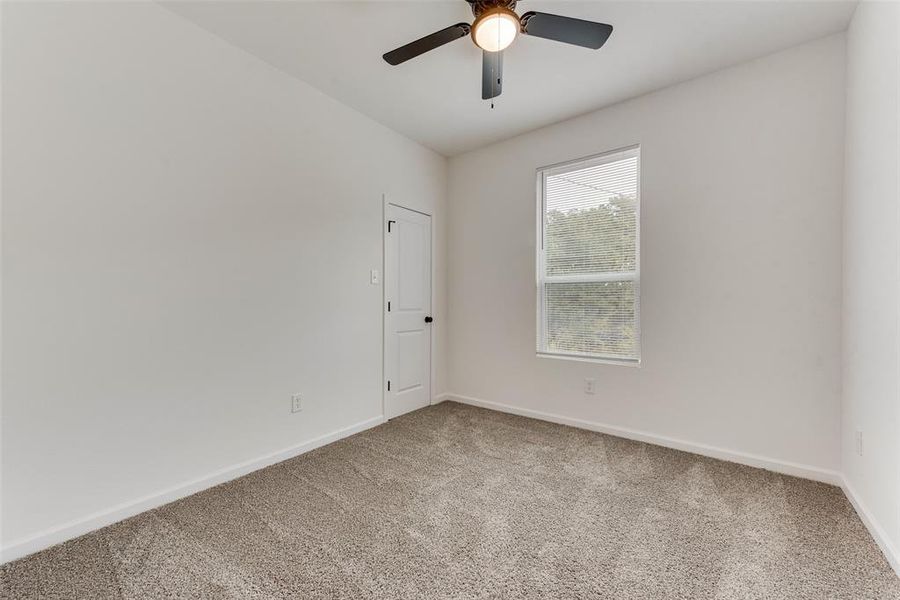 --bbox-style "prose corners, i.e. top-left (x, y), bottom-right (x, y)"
top-left (536, 352), bottom-right (641, 368)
